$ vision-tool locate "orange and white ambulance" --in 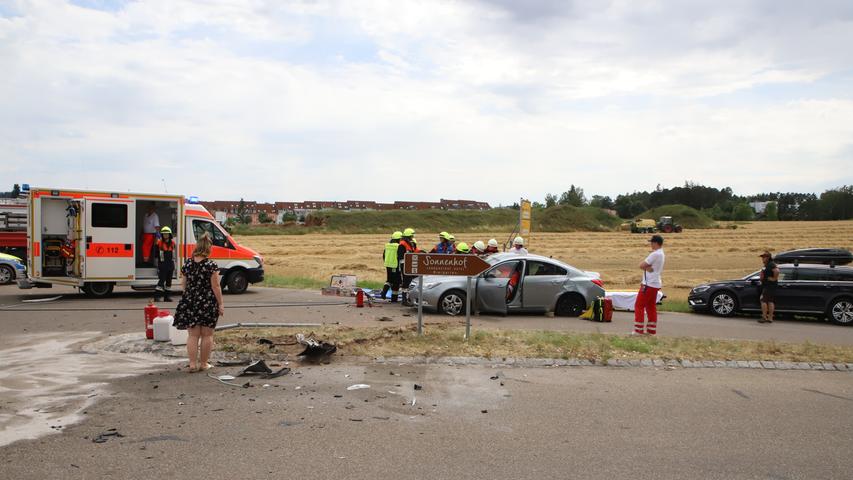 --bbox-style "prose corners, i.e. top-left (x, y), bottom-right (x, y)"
top-left (19, 187), bottom-right (264, 297)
